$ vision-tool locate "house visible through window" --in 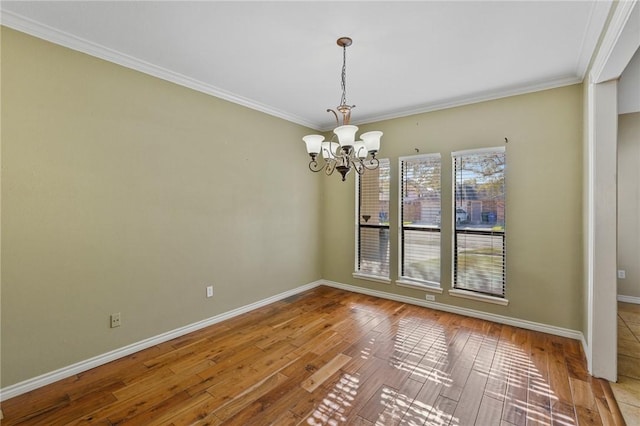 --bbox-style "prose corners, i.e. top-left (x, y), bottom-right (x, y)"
top-left (399, 154), bottom-right (441, 287)
top-left (452, 147), bottom-right (506, 297)
top-left (355, 159), bottom-right (390, 280)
